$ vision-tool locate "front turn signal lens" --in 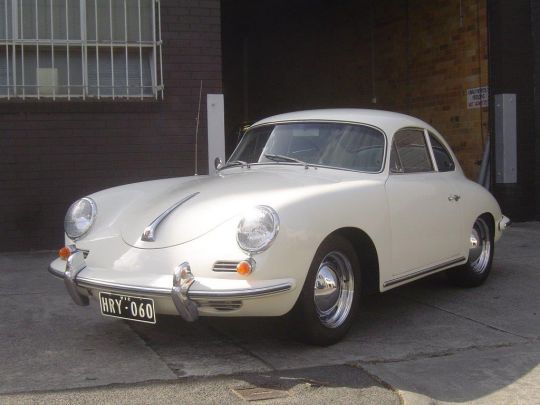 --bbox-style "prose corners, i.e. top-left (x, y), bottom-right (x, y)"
top-left (236, 260), bottom-right (253, 276)
top-left (58, 246), bottom-right (72, 260)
